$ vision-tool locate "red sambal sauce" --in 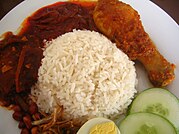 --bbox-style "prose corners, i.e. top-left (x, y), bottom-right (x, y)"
top-left (19, 1), bottom-right (98, 42)
top-left (0, 1), bottom-right (98, 133)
